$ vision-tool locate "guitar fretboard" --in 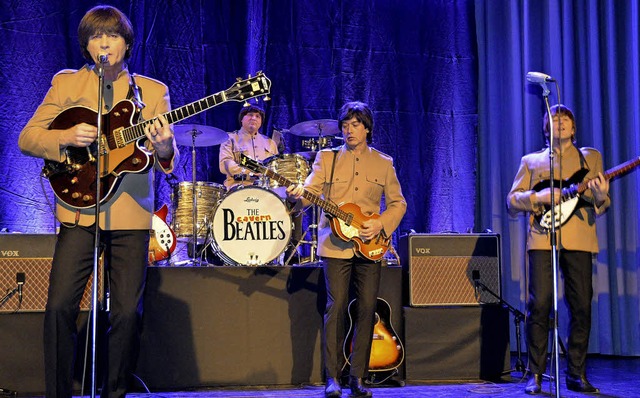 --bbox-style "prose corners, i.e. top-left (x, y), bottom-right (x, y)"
top-left (244, 156), bottom-right (354, 226)
top-left (576, 156), bottom-right (640, 194)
